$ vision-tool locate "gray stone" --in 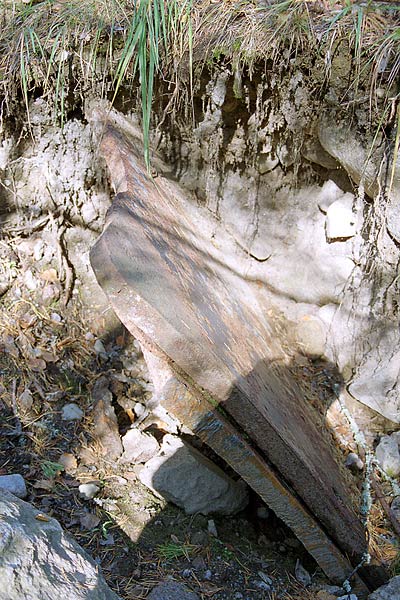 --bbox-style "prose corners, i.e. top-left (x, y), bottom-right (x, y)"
top-left (0, 475), bottom-right (27, 499)
top-left (120, 429), bottom-right (159, 464)
top-left (147, 581), bottom-right (199, 600)
top-left (139, 435), bottom-right (248, 515)
top-left (337, 595), bottom-right (358, 600)
top-left (0, 489), bottom-right (120, 600)
top-left (61, 402), bottom-right (84, 421)
top-left (368, 576), bottom-right (400, 600)
top-left (375, 434), bottom-right (400, 477)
